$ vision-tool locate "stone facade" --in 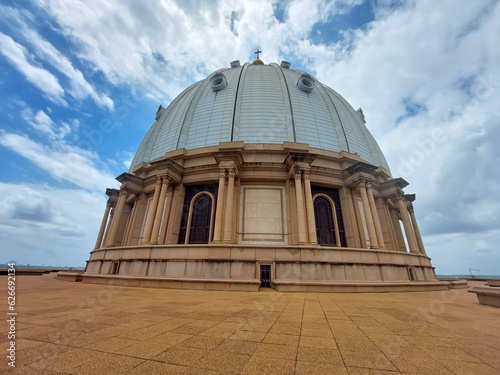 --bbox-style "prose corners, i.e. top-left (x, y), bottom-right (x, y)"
top-left (83, 141), bottom-right (450, 292)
